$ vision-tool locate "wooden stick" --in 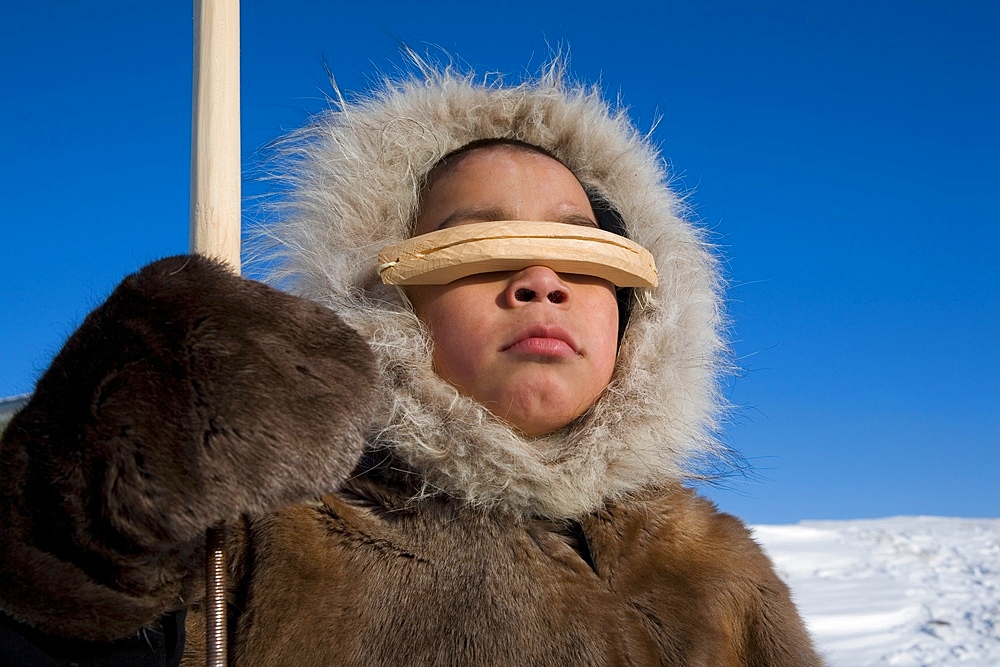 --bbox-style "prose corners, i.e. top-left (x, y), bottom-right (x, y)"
top-left (191, 1), bottom-right (240, 665)
top-left (192, 0), bottom-right (241, 271)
